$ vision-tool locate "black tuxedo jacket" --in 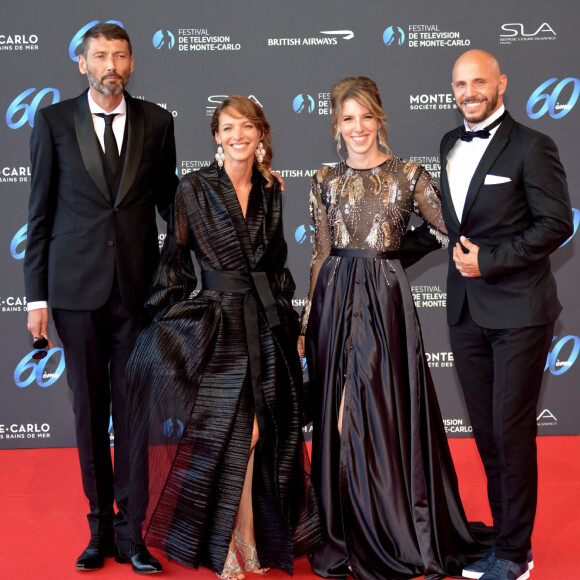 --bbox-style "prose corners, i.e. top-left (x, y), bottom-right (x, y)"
top-left (440, 112), bottom-right (573, 329)
top-left (24, 90), bottom-right (178, 311)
